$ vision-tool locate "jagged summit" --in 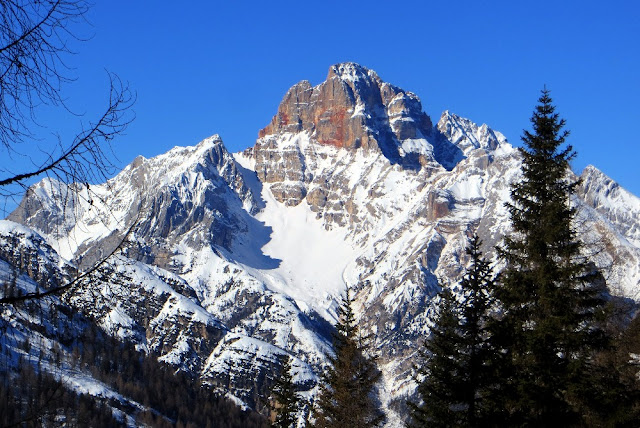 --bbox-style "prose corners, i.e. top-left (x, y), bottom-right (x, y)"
top-left (256, 63), bottom-right (512, 177)
top-left (9, 133), bottom-right (263, 264)
top-left (249, 63), bottom-right (513, 208)
top-left (436, 111), bottom-right (506, 152)
top-left (326, 62), bottom-right (379, 82)
top-left (258, 62), bottom-right (434, 166)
